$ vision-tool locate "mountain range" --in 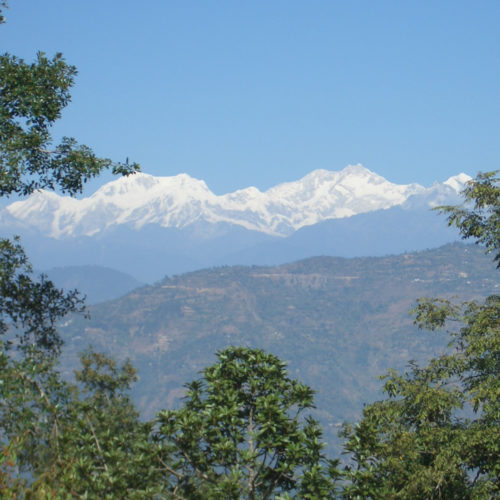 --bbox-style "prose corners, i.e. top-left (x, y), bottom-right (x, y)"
top-left (1, 165), bottom-right (471, 282)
